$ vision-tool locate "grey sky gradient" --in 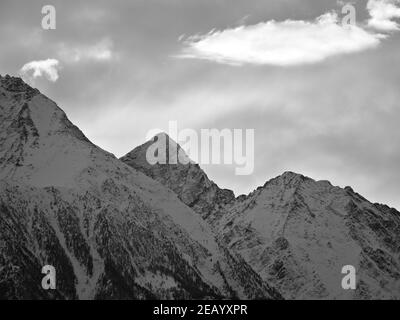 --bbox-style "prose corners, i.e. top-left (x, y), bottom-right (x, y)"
top-left (0, 0), bottom-right (399, 209)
